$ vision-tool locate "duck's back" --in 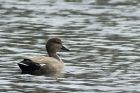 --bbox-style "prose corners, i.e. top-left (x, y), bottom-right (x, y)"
top-left (31, 56), bottom-right (64, 74)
